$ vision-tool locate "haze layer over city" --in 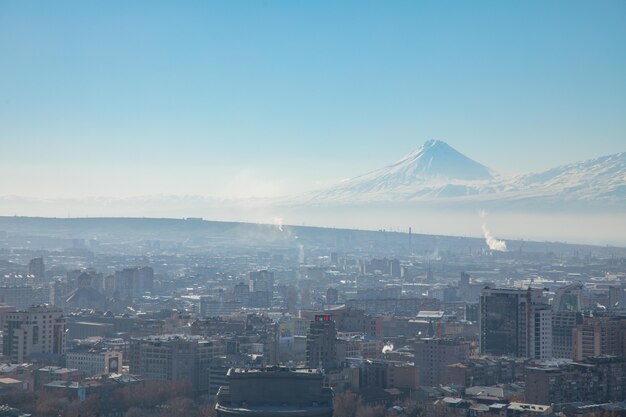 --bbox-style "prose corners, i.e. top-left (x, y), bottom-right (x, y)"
top-left (1, 1), bottom-right (626, 245)
top-left (0, 2), bottom-right (625, 417)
